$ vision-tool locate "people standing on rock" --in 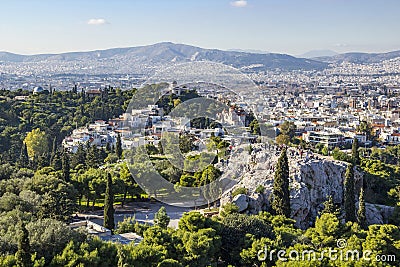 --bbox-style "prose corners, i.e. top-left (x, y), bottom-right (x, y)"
top-left (305, 150), bottom-right (310, 161)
